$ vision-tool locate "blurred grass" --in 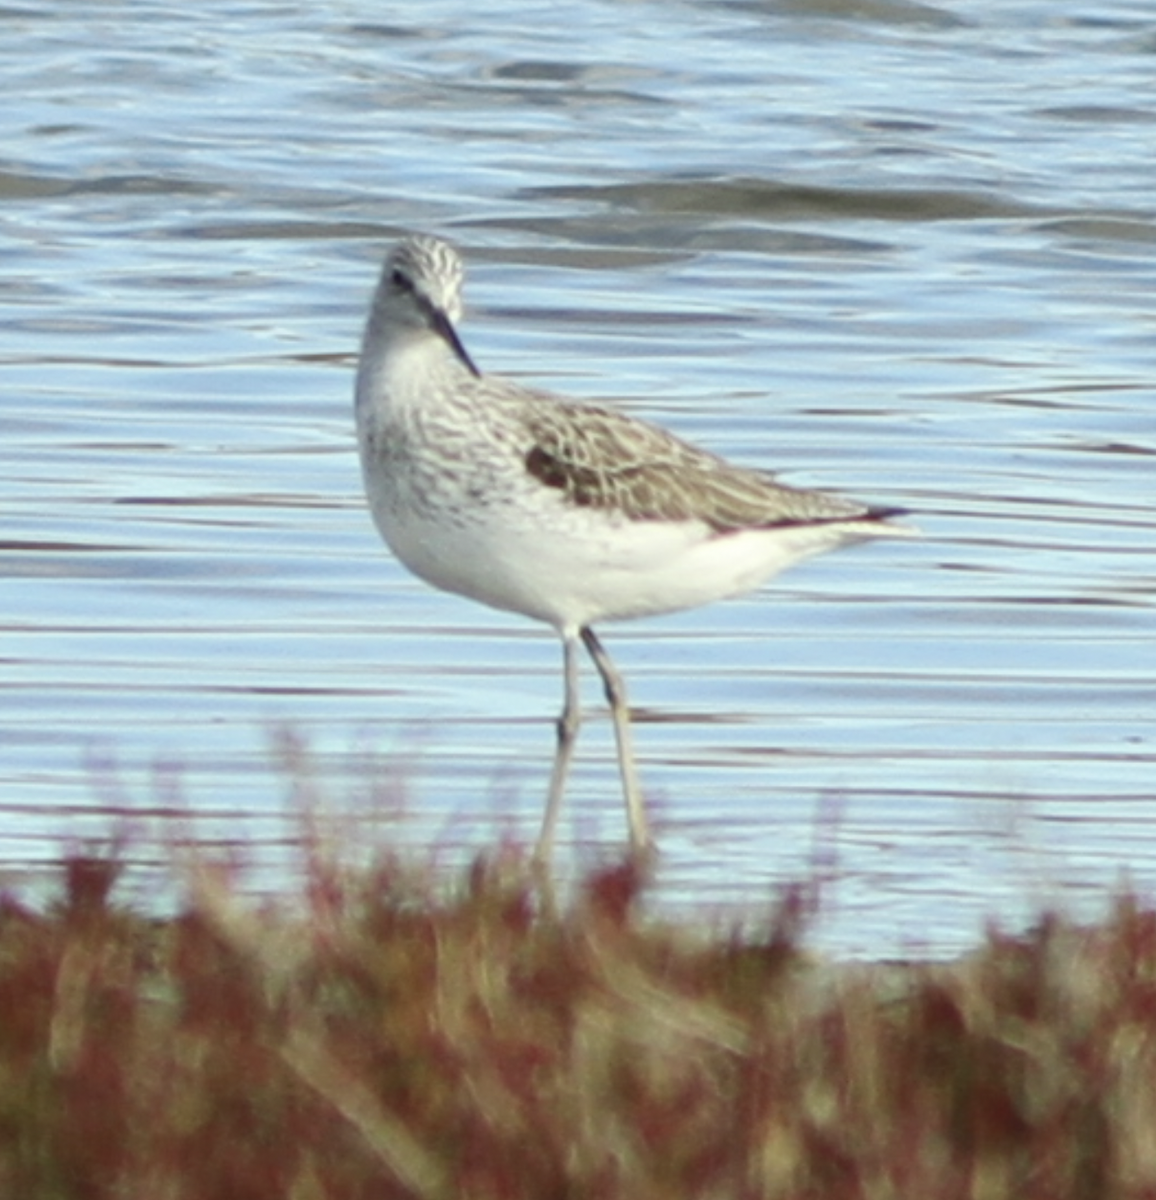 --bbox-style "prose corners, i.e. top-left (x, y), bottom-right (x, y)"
top-left (0, 843), bottom-right (1154, 1198)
